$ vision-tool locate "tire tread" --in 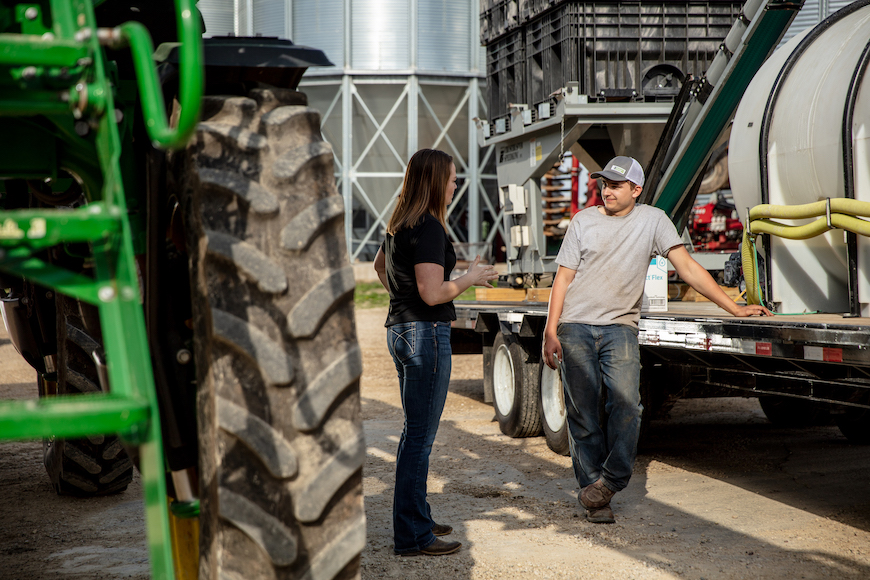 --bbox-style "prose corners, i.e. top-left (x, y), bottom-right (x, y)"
top-left (178, 88), bottom-right (364, 579)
